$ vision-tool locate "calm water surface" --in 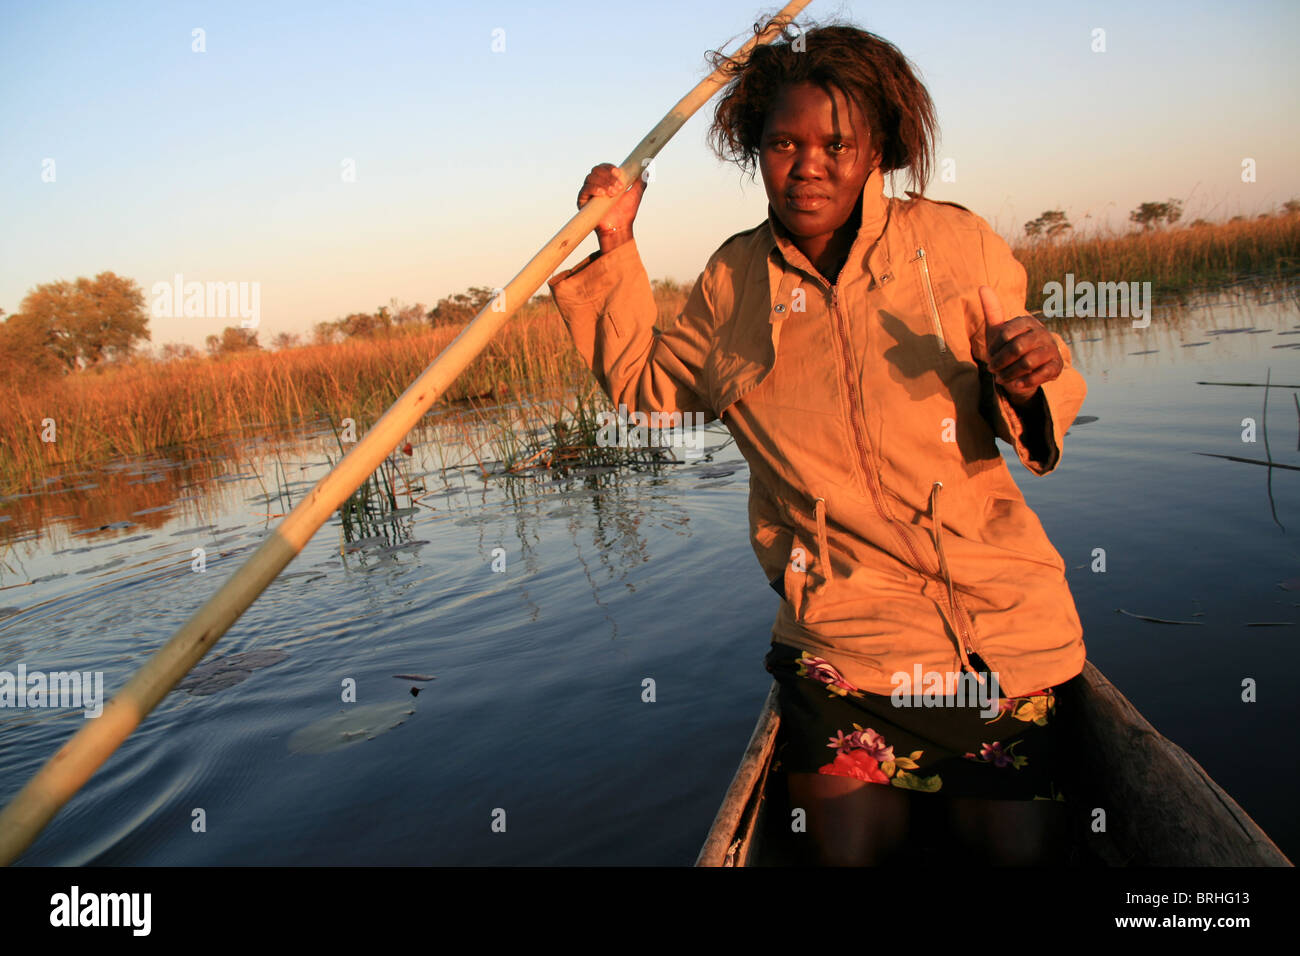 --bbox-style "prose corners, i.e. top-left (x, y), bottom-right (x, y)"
top-left (1, 290), bottom-right (1298, 865)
